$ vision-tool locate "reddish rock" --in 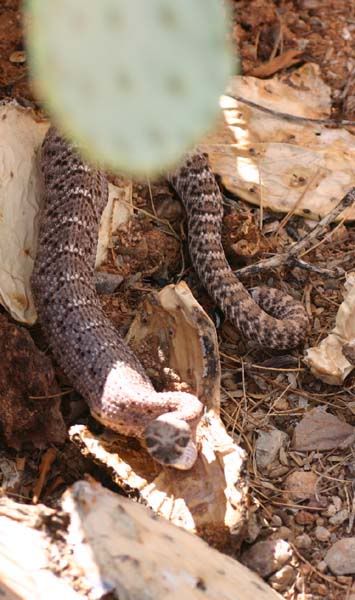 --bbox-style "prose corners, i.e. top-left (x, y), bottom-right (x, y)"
top-left (242, 539), bottom-right (292, 578)
top-left (294, 510), bottom-right (316, 525)
top-left (293, 407), bottom-right (355, 451)
top-left (283, 470), bottom-right (318, 502)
